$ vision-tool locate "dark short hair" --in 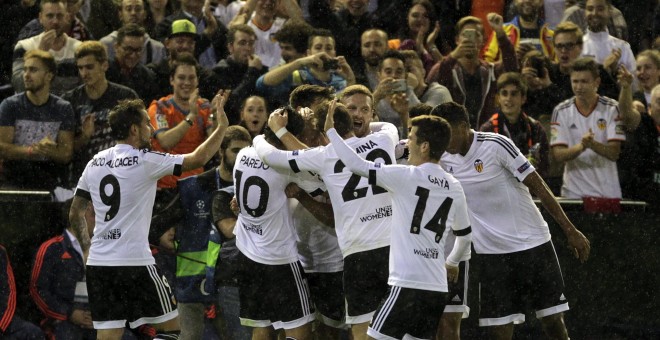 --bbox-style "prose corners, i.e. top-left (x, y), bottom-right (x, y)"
top-left (75, 41), bottom-right (108, 63)
top-left (169, 53), bottom-right (199, 79)
top-left (410, 0), bottom-right (437, 23)
top-left (227, 24), bottom-right (256, 45)
top-left (264, 106), bottom-right (305, 147)
top-left (289, 84), bottom-right (334, 108)
top-left (409, 103), bottom-right (434, 119)
top-left (411, 115), bottom-right (451, 160)
top-left (24, 50), bottom-right (57, 75)
top-left (307, 28), bottom-right (334, 49)
top-left (313, 101), bottom-right (354, 137)
top-left (497, 72), bottom-right (528, 97)
top-left (221, 125), bottom-right (251, 151)
top-left (109, 99), bottom-right (146, 140)
top-left (378, 50), bottom-right (406, 72)
top-left (273, 19), bottom-right (313, 54)
top-left (430, 102), bottom-right (470, 126)
top-left (41, 0), bottom-right (64, 12)
top-left (116, 23), bottom-right (146, 45)
top-left (570, 57), bottom-right (600, 79)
